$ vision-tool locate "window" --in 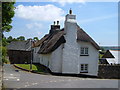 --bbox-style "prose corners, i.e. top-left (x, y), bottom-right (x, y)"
top-left (80, 47), bottom-right (89, 56)
top-left (80, 64), bottom-right (88, 73)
